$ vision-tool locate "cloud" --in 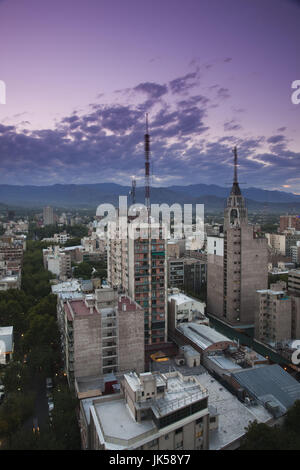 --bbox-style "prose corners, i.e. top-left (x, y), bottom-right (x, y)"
top-left (217, 87), bottom-right (230, 100)
top-left (169, 72), bottom-right (198, 95)
top-left (134, 82), bottom-right (168, 99)
top-left (224, 119), bottom-right (242, 132)
top-left (0, 70), bottom-right (298, 191)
